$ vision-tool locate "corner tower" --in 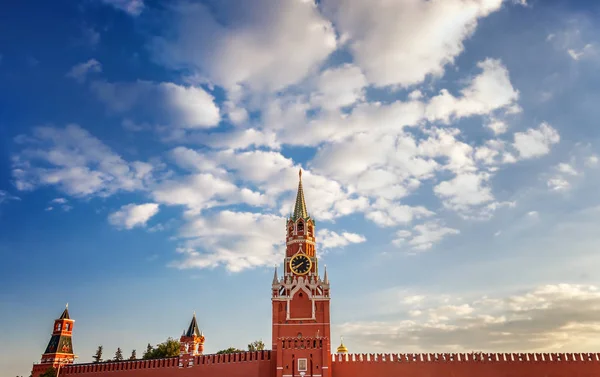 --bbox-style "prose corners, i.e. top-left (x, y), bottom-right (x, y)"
top-left (272, 169), bottom-right (331, 377)
top-left (180, 311), bottom-right (205, 356)
top-left (31, 305), bottom-right (76, 377)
